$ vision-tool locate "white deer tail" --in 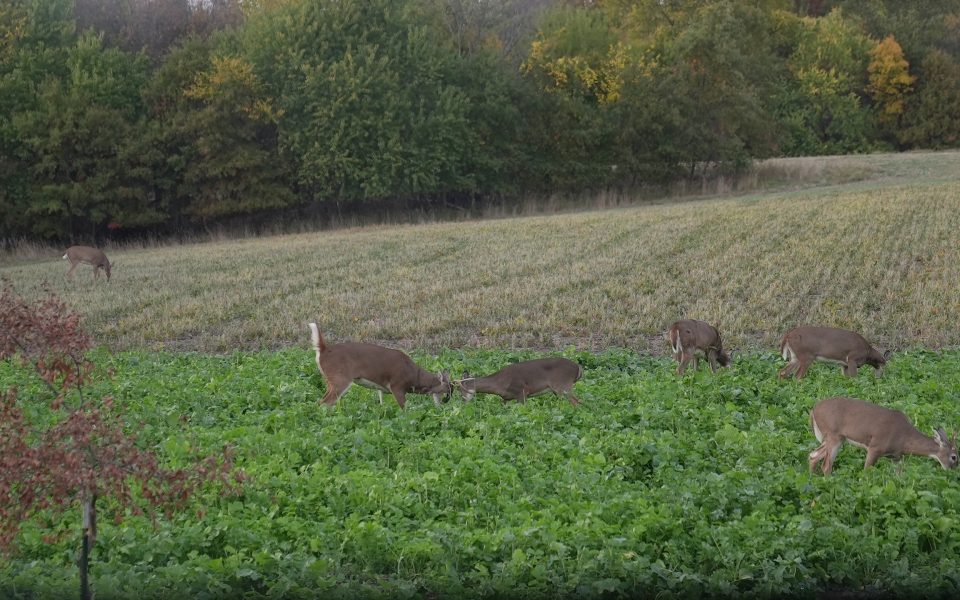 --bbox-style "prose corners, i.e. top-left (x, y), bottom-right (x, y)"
top-left (781, 342), bottom-right (793, 362)
top-left (669, 327), bottom-right (682, 355)
top-left (308, 322), bottom-right (326, 353)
